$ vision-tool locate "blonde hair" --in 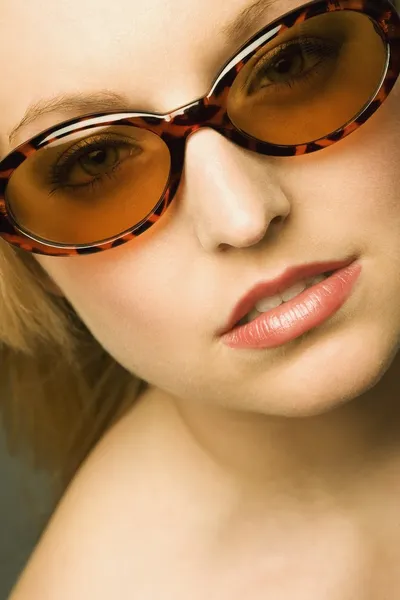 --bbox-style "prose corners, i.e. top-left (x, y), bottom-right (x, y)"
top-left (0, 240), bottom-right (145, 503)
